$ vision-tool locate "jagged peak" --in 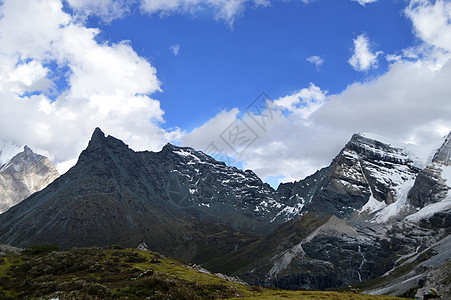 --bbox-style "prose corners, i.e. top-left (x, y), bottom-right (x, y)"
top-left (91, 127), bottom-right (106, 142)
top-left (162, 142), bottom-right (180, 151)
top-left (84, 128), bottom-right (108, 153)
